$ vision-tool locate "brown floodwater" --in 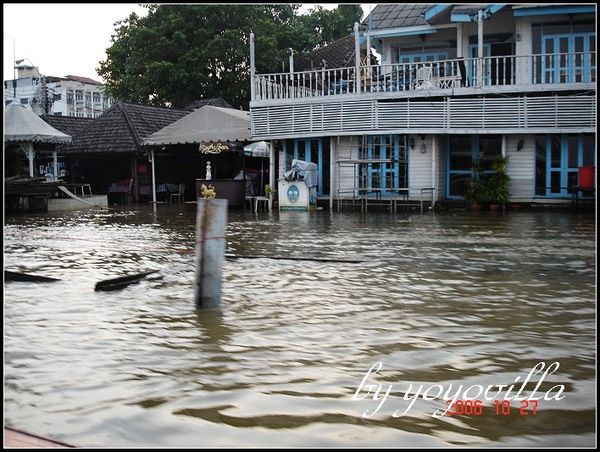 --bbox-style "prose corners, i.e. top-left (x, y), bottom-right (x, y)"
top-left (3, 204), bottom-right (596, 447)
